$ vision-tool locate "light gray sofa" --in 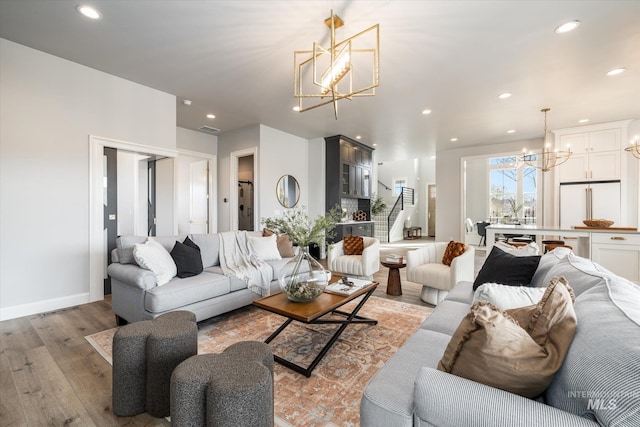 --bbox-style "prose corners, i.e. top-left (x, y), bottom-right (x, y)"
top-left (361, 248), bottom-right (640, 426)
top-left (107, 232), bottom-right (293, 324)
